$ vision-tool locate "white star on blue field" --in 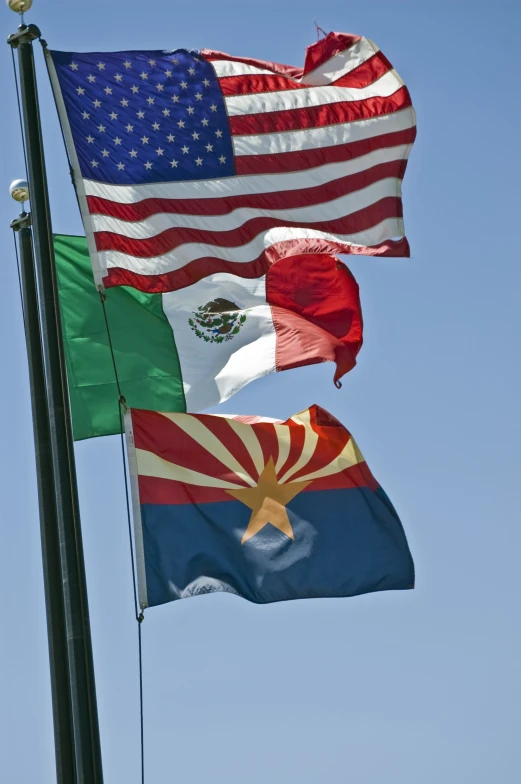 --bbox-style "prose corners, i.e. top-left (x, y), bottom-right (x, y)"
top-left (51, 49), bottom-right (234, 184)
